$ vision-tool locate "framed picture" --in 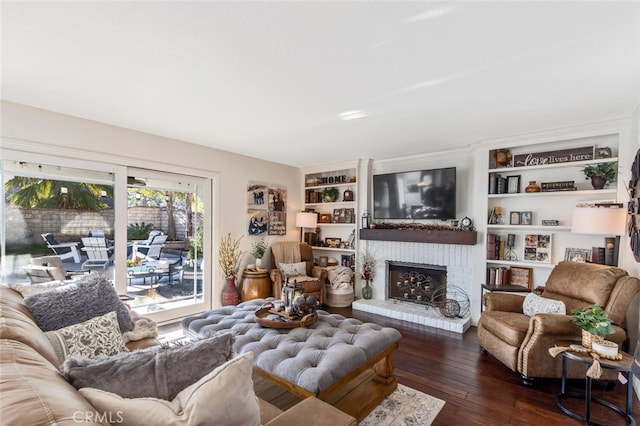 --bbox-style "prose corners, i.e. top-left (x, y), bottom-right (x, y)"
top-left (524, 234), bottom-right (552, 263)
top-left (510, 211), bottom-right (521, 225)
top-left (325, 237), bottom-right (342, 248)
top-left (520, 211), bottom-right (532, 225)
top-left (318, 256), bottom-right (328, 267)
top-left (341, 254), bottom-right (351, 267)
top-left (507, 175), bottom-right (521, 194)
top-left (318, 213), bottom-right (332, 223)
top-left (564, 247), bottom-right (592, 263)
top-left (510, 266), bottom-right (533, 288)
